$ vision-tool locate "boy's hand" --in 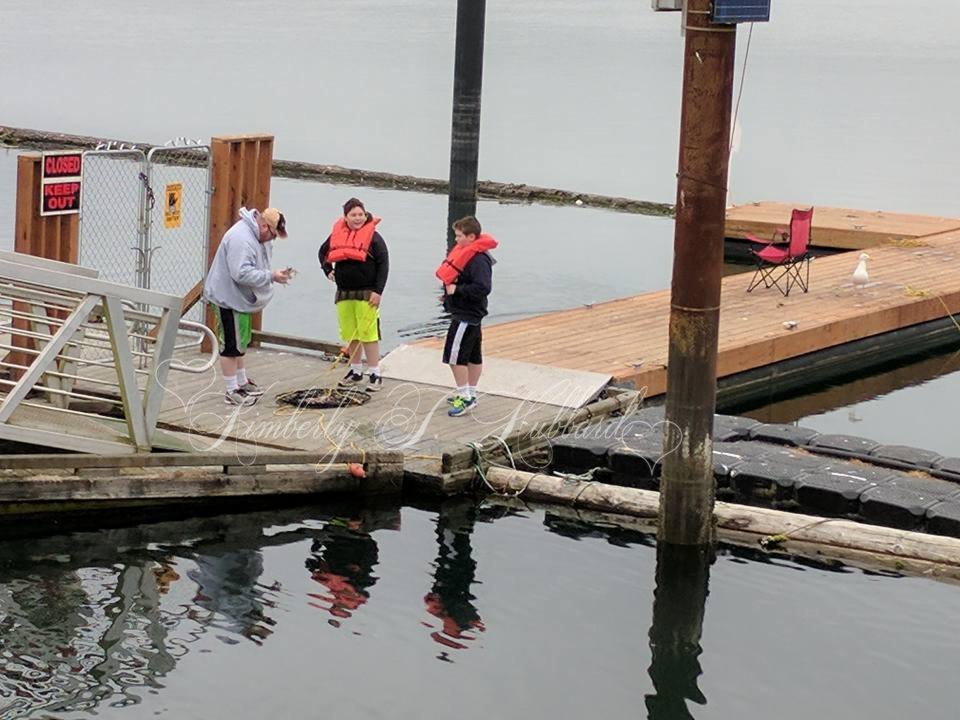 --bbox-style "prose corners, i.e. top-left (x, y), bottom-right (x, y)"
top-left (368, 292), bottom-right (382, 307)
top-left (272, 268), bottom-right (291, 284)
top-left (326, 271), bottom-right (335, 282)
top-left (445, 283), bottom-right (456, 295)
